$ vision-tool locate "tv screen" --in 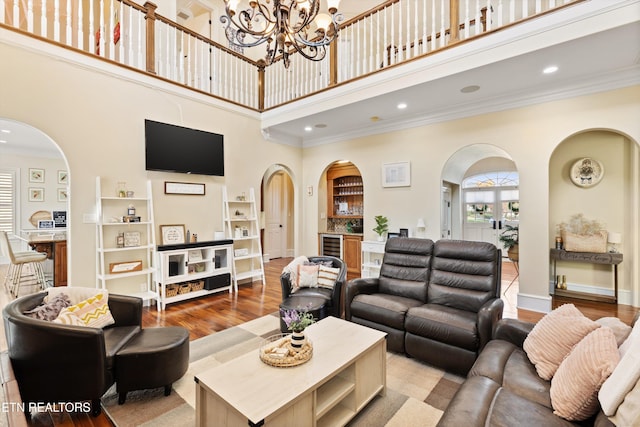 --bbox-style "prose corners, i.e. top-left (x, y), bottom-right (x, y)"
top-left (145, 119), bottom-right (224, 176)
